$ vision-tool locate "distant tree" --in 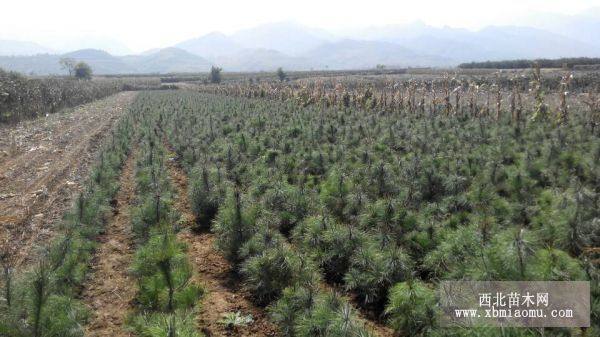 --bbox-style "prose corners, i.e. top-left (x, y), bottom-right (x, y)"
top-left (276, 67), bottom-right (286, 82)
top-left (59, 57), bottom-right (76, 76)
top-left (73, 62), bottom-right (92, 80)
top-left (376, 64), bottom-right (386, 70)
top-left (209, 66), bottom-right (222, 84)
